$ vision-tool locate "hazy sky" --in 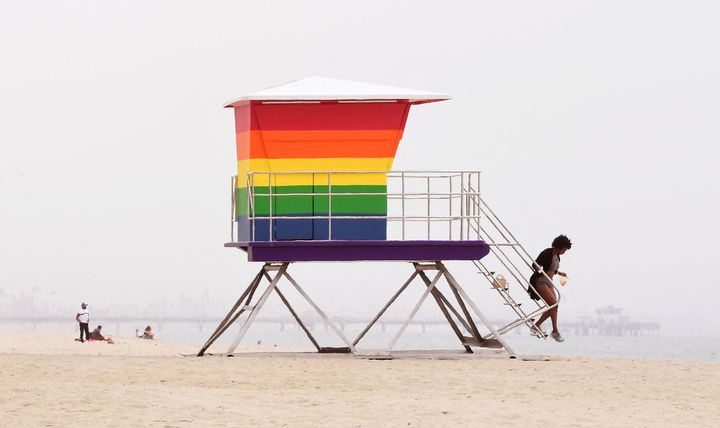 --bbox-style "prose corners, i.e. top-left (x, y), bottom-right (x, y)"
top-left (1, 1), bottom-right (718, 337)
